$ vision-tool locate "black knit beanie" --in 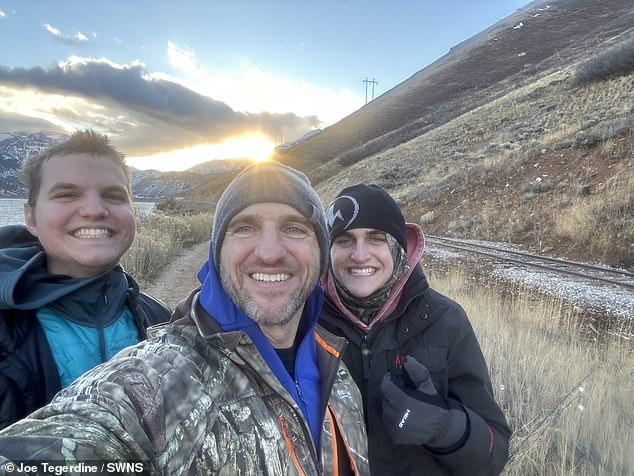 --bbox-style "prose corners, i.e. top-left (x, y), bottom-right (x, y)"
top-left (212, 161), bottom-right (329, 276)
top-left (326, 184), bottom-right (407, 251)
